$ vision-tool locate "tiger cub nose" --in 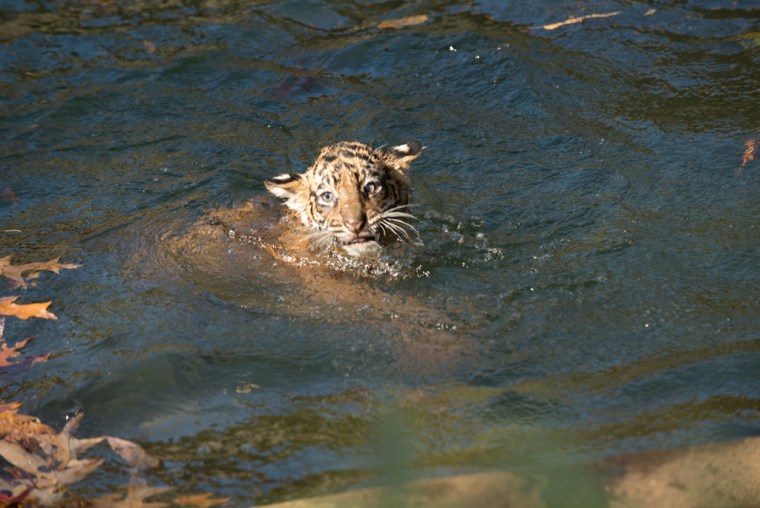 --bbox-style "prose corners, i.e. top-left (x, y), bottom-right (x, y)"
top-left (345, 219), bottom-right (365, 234)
